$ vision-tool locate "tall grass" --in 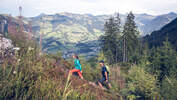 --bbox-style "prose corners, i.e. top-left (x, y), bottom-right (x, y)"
top-left (0, 33), bottom-right (121, 100)
top-left (62, 73), bottom-right (72, 100)
top-left (0, 46), bottom-right (102, 100)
